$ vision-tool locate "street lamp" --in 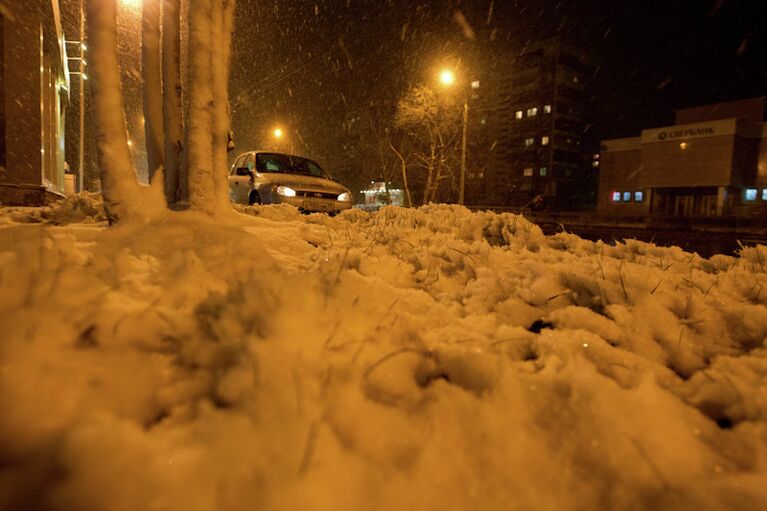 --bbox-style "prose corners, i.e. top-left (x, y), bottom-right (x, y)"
top-left (439, 69), bottom-right (456, 87)
top-left (271, 126), bottom-right (292, 152)
top-left (438, 68), bottom-right (468, 206)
